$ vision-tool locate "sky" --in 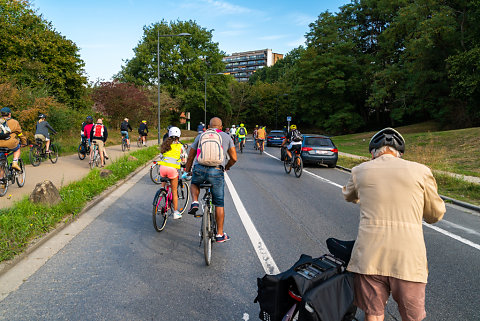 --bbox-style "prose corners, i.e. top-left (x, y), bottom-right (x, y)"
top-left (30, 0), bottom-right (349, 82)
